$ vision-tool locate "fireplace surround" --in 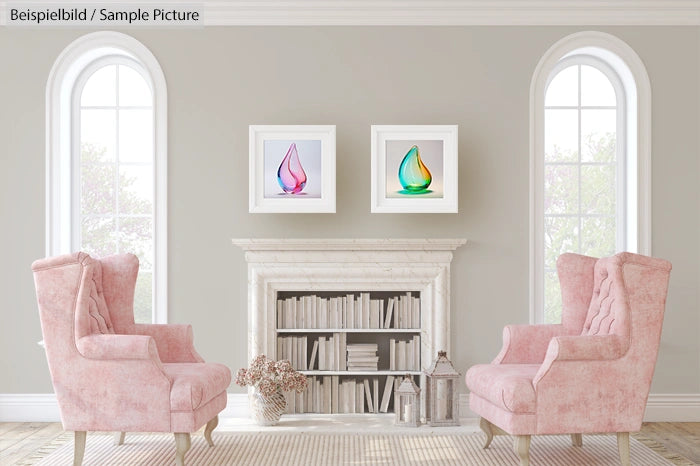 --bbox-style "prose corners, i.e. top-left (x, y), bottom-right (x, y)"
top-left (233, 239), bottom-right (466, 371)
